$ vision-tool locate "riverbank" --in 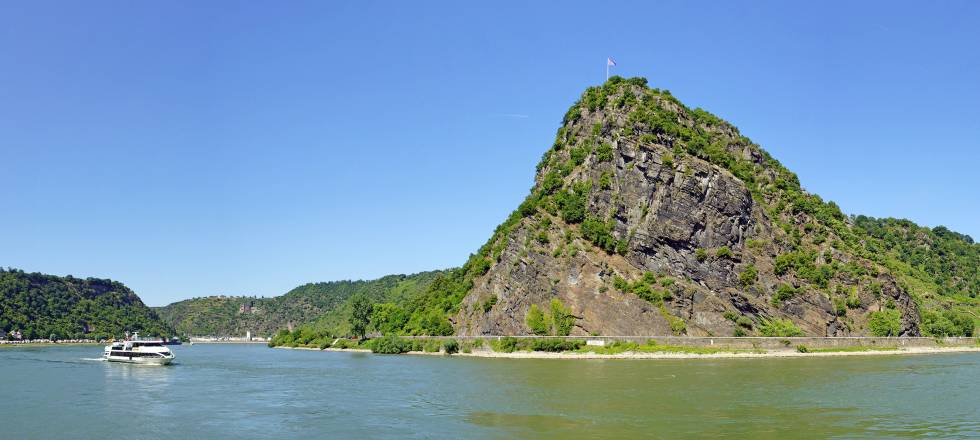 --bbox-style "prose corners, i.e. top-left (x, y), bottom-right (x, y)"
top-left (424, 345), bottom-right (980, 359)
top-left (0, 342), bottom-right (101, 348)
top-left (276, 340), bottom-right (980, 359)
